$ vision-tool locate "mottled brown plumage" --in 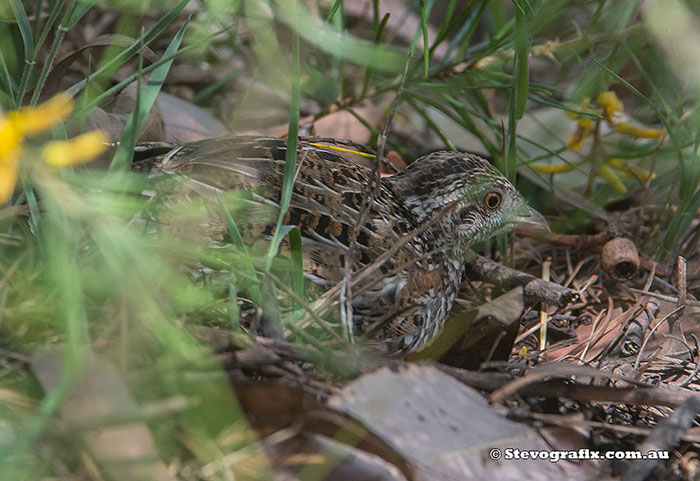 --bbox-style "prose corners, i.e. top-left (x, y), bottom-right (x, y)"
top-left (134, 136), bottom-right (547, 354)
